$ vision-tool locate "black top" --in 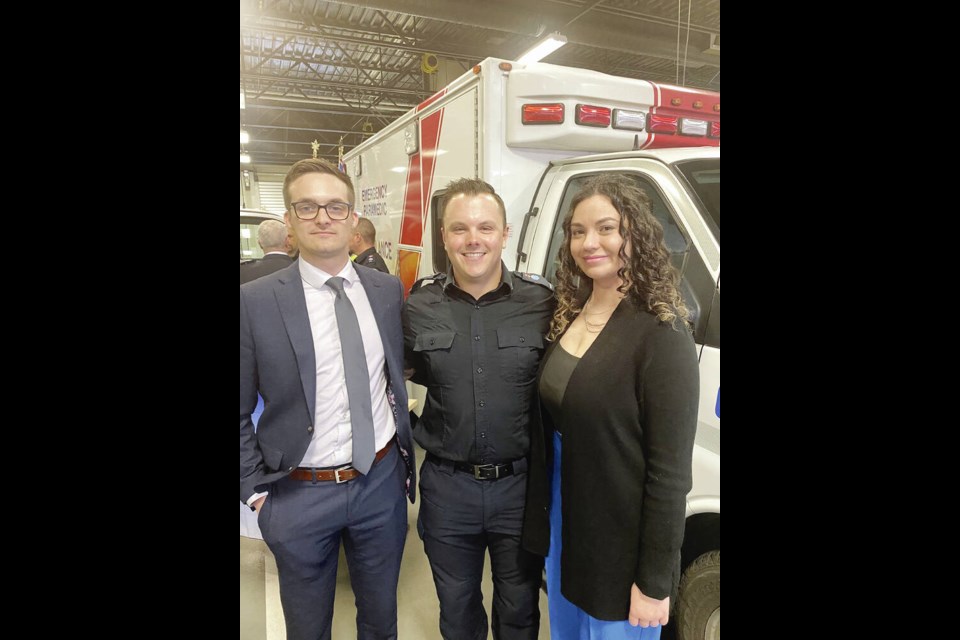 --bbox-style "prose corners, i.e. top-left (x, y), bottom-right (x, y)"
top-left (538, 343), bottom-right (579, 433)
top-left (402, 263), bottom-right (554, 464)
top-left (522, 300), bottom-right (699, 619)
top-left (354, 247), bottom-right (390, 273)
